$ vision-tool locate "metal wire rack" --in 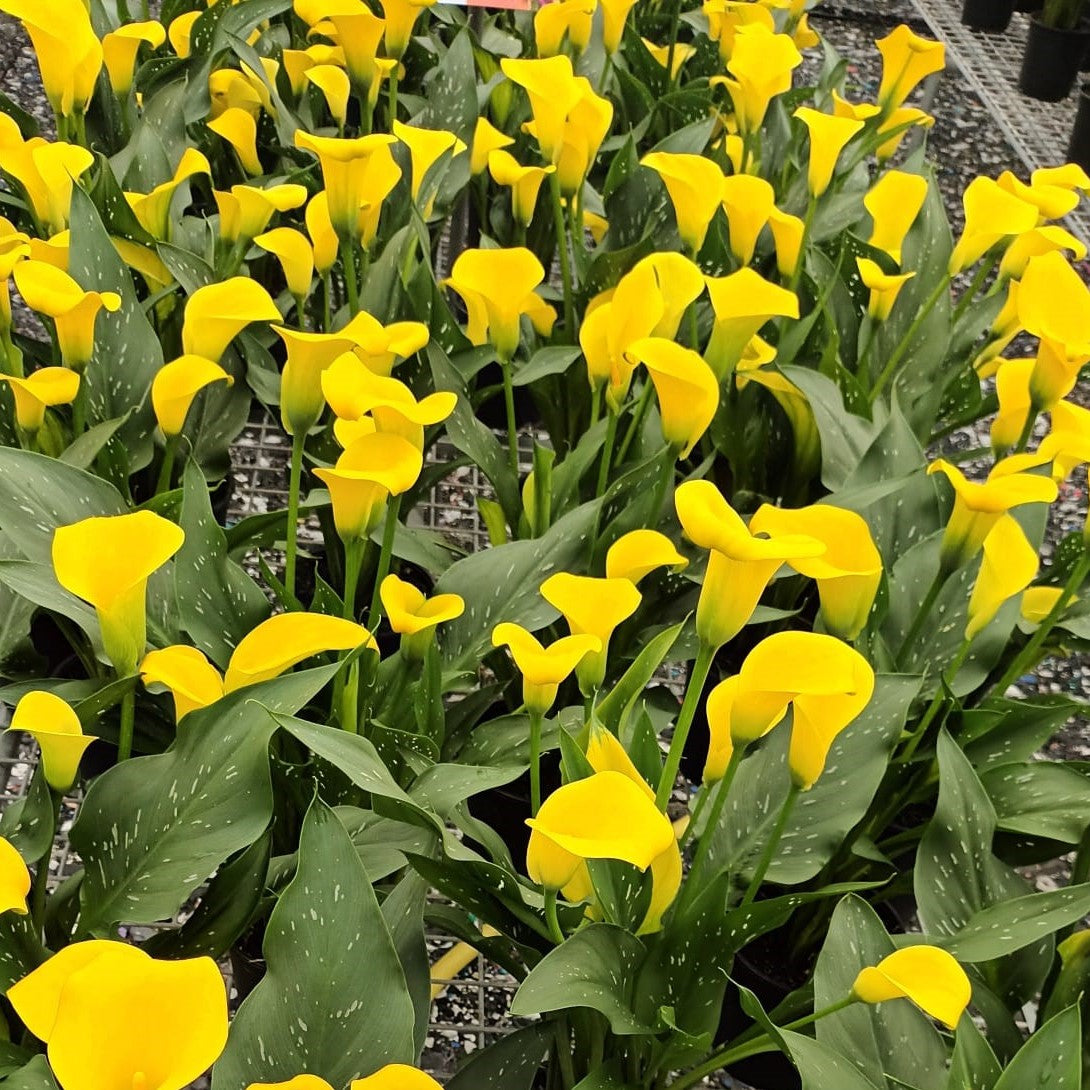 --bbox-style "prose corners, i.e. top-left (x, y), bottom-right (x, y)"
top-left (909, 0), bottom-right (1090, 245)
